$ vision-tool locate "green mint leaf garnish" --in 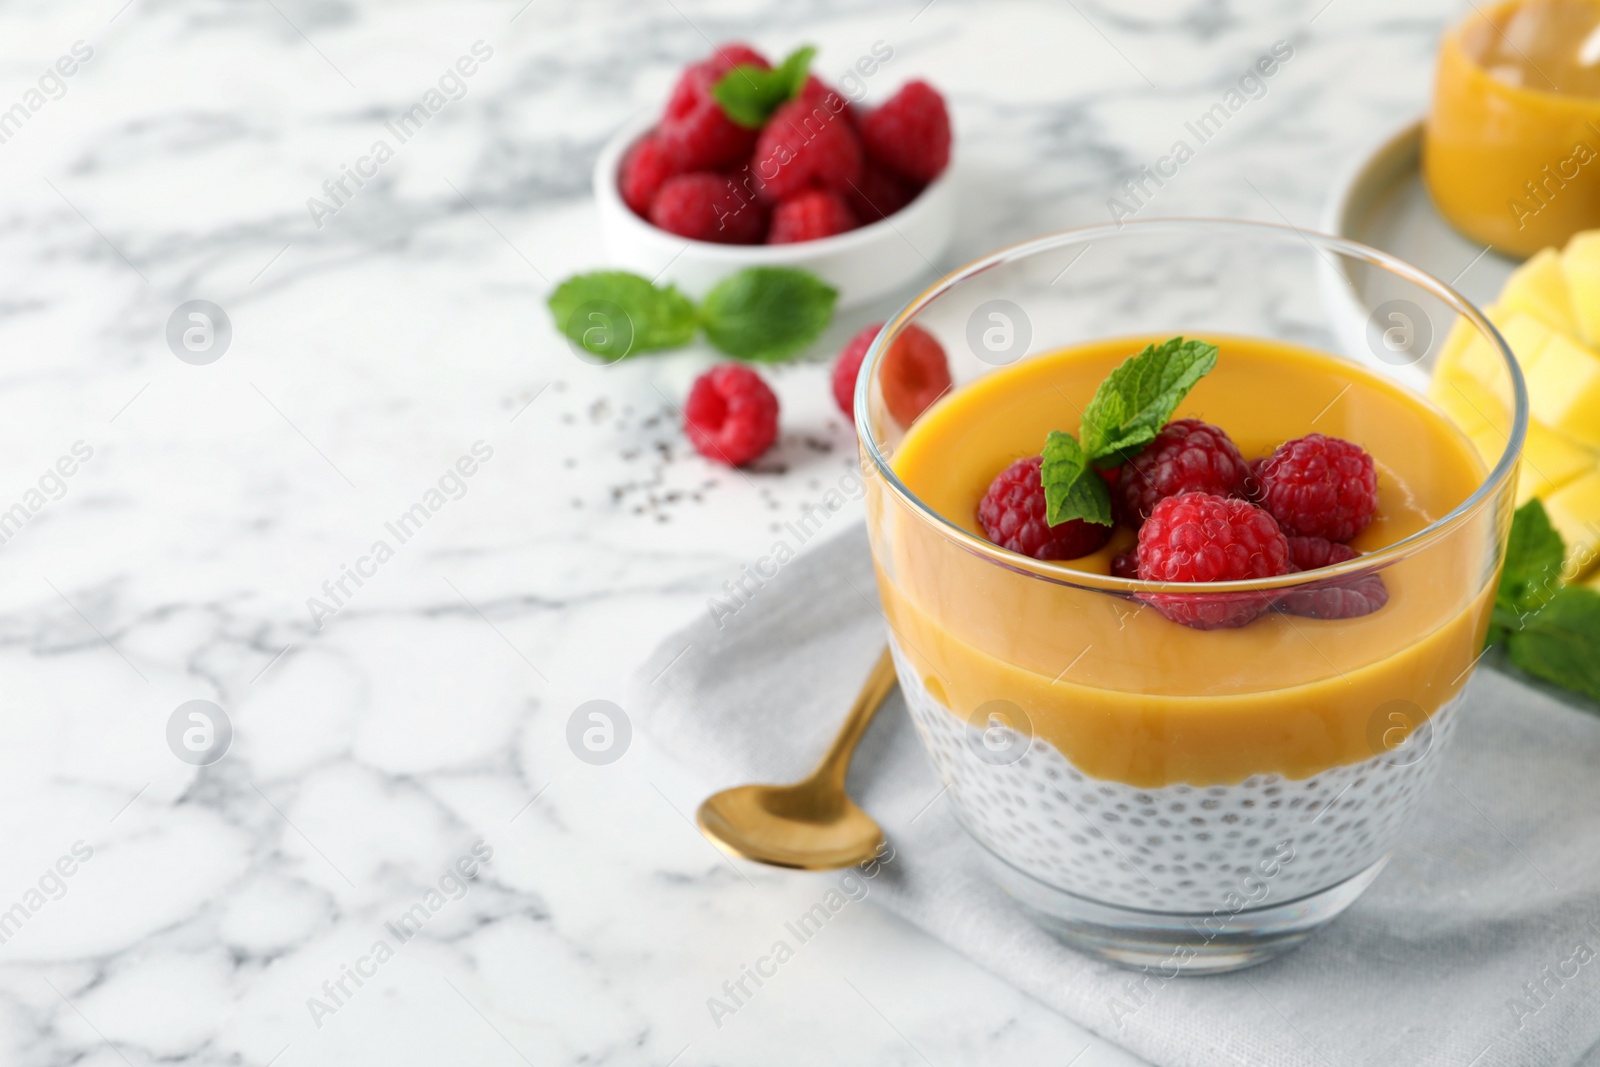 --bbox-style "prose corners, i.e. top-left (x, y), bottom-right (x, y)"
top-left (711, 46), bottom-right (816, 129)
top-left (1041, 430), bottom-right (1114, 526)
top-left (547, 271), bottom-right (698, 361)
top-left (1495, 498), bottom-right (1566, 622)
top-left (1506, 586), bottom-right (1600, 703)
top-left (1484, 498), bottom-right (1600, 706)
top-left (700, 266), bottom-right (838, 362)
top-left (1080, 337), bottom-right (1219, 463)
top-left (1035, 336), bottom-right (1217, 526)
